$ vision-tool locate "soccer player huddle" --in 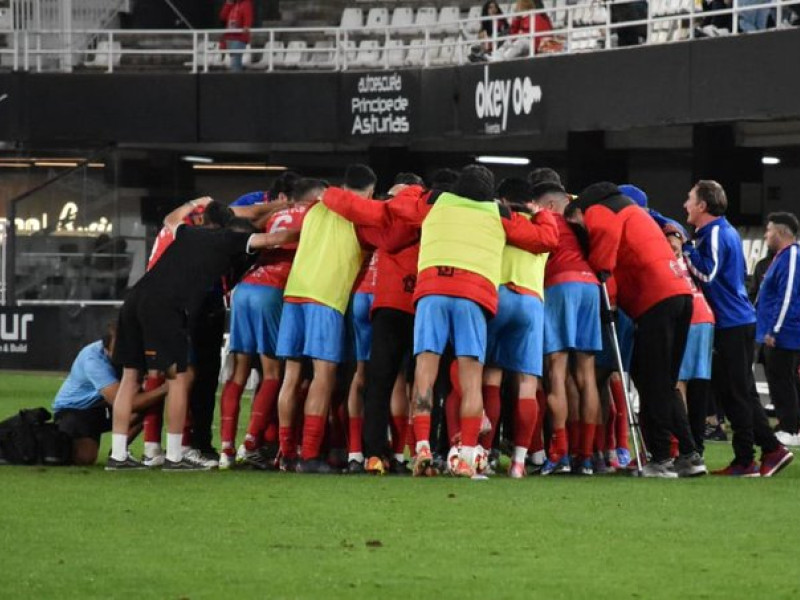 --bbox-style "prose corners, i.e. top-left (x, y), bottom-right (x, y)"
top-left (104, 163), bottom-right (799, 479)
